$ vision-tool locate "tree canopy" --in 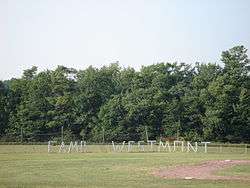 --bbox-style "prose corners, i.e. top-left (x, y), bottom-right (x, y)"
top-left (0, 46), bottom-right (249, 143)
